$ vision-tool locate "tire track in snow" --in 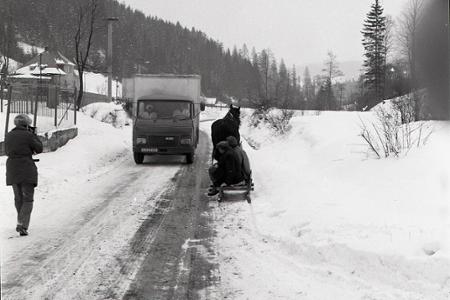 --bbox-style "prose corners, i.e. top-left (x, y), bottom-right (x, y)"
top-left (1, 152), bottom-right (180, 299)
top-left (123, 131), bottom-right (222, 300)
